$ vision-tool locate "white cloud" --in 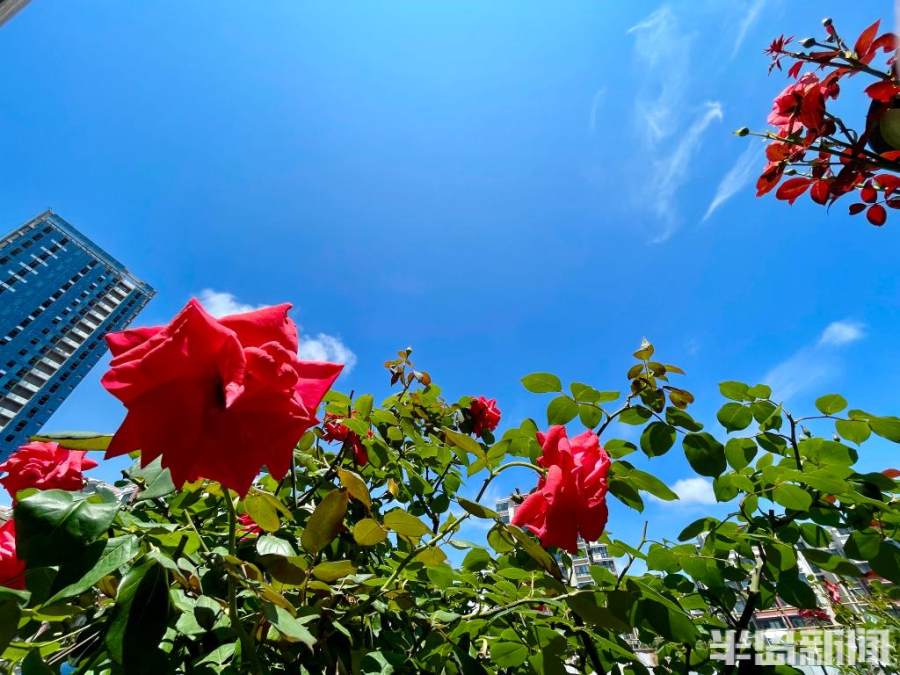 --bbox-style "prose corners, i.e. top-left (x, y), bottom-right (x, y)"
top-left (627, 6), bottom-right (689, 145)
top-left (818, 320), bottom-right (866, 347)
top-left (627, 7), bottom-right (723, 242)
top-left (703, 142), bottom-right (764, 222)
top-left (299, 333), bottom-right (358, 373)
top-left (669, 477), bottom-right (717, 505)
top-left (763, 320), bottom-right (866, 401)
top-left (731, 0), bottom-right (767, 58)
top-left (588, 87), bottom-right (606, 136)
top-left (196, 289), bottom-right (357, 374)
top-left (650, 101), bottom-right (724, 243)
top-left (198, 288), bottom-right (260, 317)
